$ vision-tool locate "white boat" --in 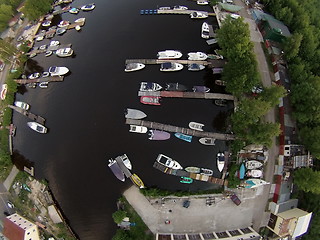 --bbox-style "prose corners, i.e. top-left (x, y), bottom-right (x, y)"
top-left (49, 40), bottom-right (60, 46)
top-left (206, 38), bottom-right (218, 45)
top-left (125, 108), bottom-right (147, 119)
top-left (56, 27), bottom-right (67, 35)
top-left (156, 154), bottom-right (183, 169)
top-left (129, 125), bottom-right (147, 133)
top-left (14, 101), bottom-right (30, 110)
top-left (27, 122), bottom-right (47, 134)
top-left (245, 160), bottom-right (263, 170)
top-left (160, 62), bottom-right (183, 72)
top-left (81, 3), bottom-right (95, 11)
top-left (75, 17), bottom-right (86, 23)
top-left (42, 72), bottom-right (50, 78)
top-left (69, 7), bottom-right (79, 14)
top-left (140, 82), bottom-right (162, 91)
top-left (120, 154), bottom-right (132, 170)
top-left (200, 168), bottom-right (213, 176)
top-left (189, 122), bottom-right (204, 131)
top-left (28, 73), bottom-right (40, 79)
top-left (56, 47), bottom-right (74, 57)
top-left (125, 63), bottom-right (145, 72)
top-left (199, 137), bottom-right (215, 145)
top-left (201, 22), bottom-right (210, 39)
top-left (173, 5), bottom-right (188, 10)
top-left (190, 11), bottom-right (208, 19)
top-left (39, 82), bottom-right (49, 88)
top-left (108, 159), bottom-right (125, 182)
top-left (188, 52), bottom-right (208, 60)
top-left (197, 0), bottom-right (209, 5)
top-left (75, 25), bottom-right (81, 31)
top-left (157, 50), bottom-right (182, 59)
top-left (246, 169), bottom-right (263, 178)
top-left (216, 152), bottom-right (225, 172)
top-left (148, 130), bottom-right (170, 140)
top-left (42, 20), bottom-right (51, 27)
top-left (48, 66), bottom-right (69, 76)
top-left (244, 179), bottom-right (269, 188)
top-left (188, 63), bottom-right (205, 71)
top-left (45, 51), bottom-right (53, 57)
top-left (185, 166), bottom-right (200, 173)
top-left (230, 13), bottom-right (241, 19)
top-left (58, 20), bottom-right (70, 28)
